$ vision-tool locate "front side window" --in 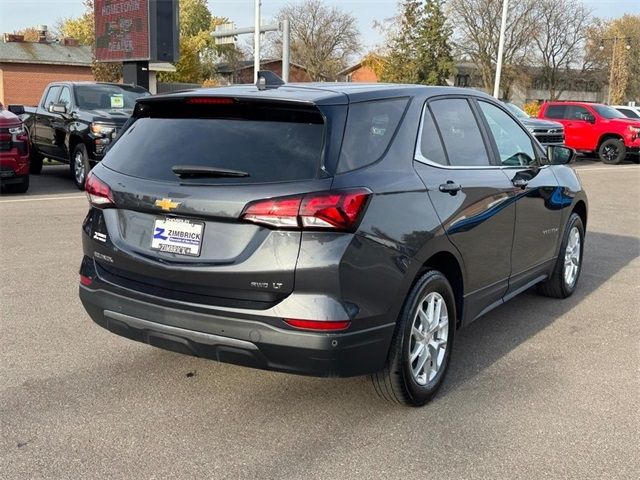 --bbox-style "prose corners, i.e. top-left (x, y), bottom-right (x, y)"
top-left (430, 98), bottom-right (490, 167)
top-left (337, 98), bottom-right (408, 173)
top-left (58, 87), bottom-right (71, 107)
top-left (566, 105), bottom-right (593, 121)
top-left (42, 86), bottom-right (61, 108)
top-left (479, 101), bottom-right (537, 167)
